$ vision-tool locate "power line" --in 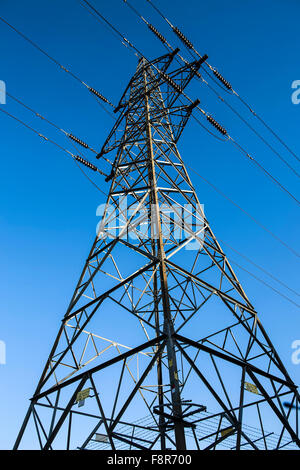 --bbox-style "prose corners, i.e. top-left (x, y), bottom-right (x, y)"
top-left (217, 238), bottom-right (300, 299)
top-left (10, 5), bottom-right (300, 451)
top-left (2, 4), bottom-right (298, 310)
top-left (0, 14), bottom-right (115, 108)
top-left (85, 0), bottom-right (298, 215)
top-left (79, 0), bottom-right (143, 57)
top-left (123, 0), bottom-right (300, 179)
top-left (1, 96), bottom-right (139, 194)
top-left (212, 91), bottom-right (300, 178)
top-left (228, 258), bottom-right (300, 308)
top-left (145, 0), bottom-right (300, 165)
top-left (229, 137), bottom-right (300, 206)
top-left (184, 161), bottom-right (300, 259)
top-left (3, 104), bottom-right (298, 309)
top-left (67, 140), bottom-right (110, 196)
top-left (71, 2), bottom-right (300, 307)
top-left (79, 0), bottom-right (227, 145)
top-left (122, 0), bottom-right (228, 143)
top-left (6, 90), bottom-right (113, 166)
top-left (0, 106), bottom-right (109, 196)
top-left (77, 0), bottom-right (300, 260)
top-left (79, 0), bottom-right (300, 207)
